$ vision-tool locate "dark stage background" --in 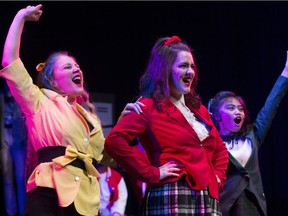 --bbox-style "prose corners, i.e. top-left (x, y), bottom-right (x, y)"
top-left (1, 1), bottom-right (288, 215)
